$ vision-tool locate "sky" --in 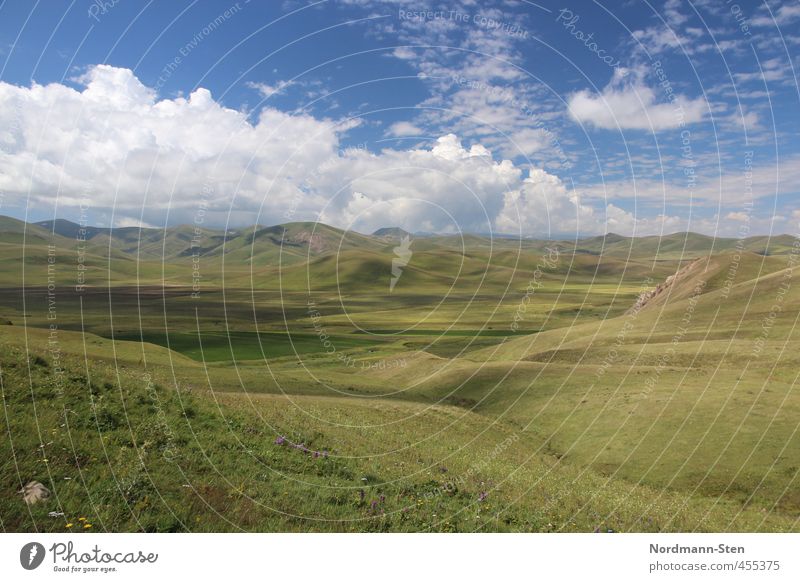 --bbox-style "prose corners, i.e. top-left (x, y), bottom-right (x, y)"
top-left (0, 0), bottom-right (798, 238)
